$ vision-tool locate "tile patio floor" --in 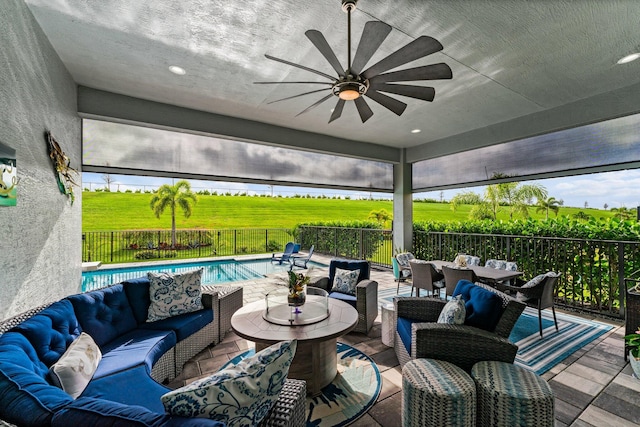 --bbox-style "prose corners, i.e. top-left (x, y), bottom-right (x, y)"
top-left (169, 255), bottom-right (640, 426)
